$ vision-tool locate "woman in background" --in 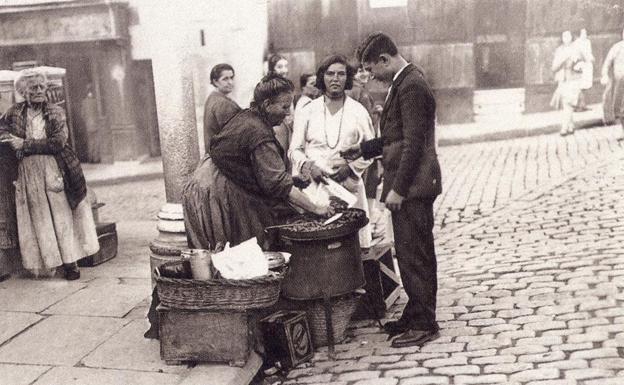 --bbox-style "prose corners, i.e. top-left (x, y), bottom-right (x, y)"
top-left (551, 30), bottom-right (583, 136)
top-left (202, 63), bottom-right (241, 154)
top-left (601, 27), bottom-right (624, 139)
